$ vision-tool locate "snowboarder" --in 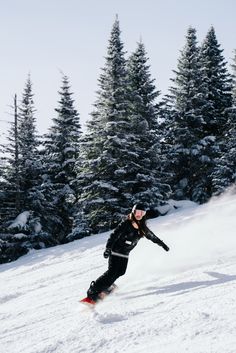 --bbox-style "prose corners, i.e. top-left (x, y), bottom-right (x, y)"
top-left (83, 204), bottom-right (169, 304)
